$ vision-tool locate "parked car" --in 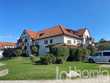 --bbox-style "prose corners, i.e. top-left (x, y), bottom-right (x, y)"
top-left (87, 50), bottom-right (110, 63)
